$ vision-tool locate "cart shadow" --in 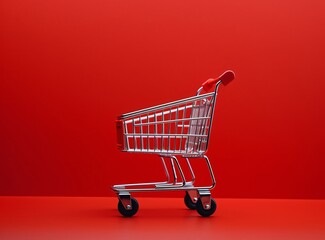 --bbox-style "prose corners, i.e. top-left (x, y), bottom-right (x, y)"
top-left (81, 207), bottom-right (212, 220)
